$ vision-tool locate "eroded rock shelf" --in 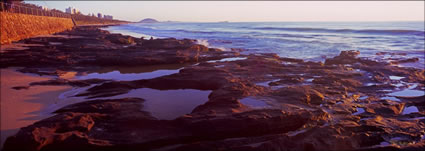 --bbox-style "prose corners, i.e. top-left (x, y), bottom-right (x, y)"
top-left (1, 25), bottom-right (424, 151)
